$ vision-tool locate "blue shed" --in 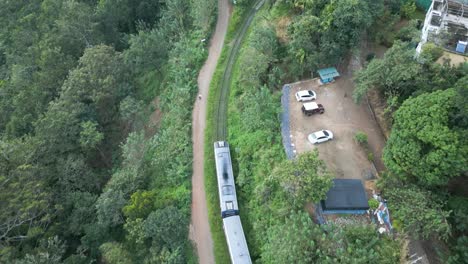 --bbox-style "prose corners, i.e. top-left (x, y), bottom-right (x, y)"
top-left (456, 41), bottom-right (467, 54)
top-left (317, 67), bottom-right (340, 84)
